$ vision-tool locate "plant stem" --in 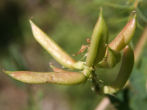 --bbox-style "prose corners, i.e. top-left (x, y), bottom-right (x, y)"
top-left (95, 97), bottom-right (110, 110)
top-left (91, 70), bottom-right (101, 93)
top-left (134, 26), bottom-right (147, 64)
